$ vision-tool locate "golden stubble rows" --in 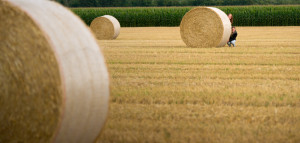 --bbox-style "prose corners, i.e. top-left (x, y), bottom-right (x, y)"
top-left (96, 27), bottom-right (300, 143)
